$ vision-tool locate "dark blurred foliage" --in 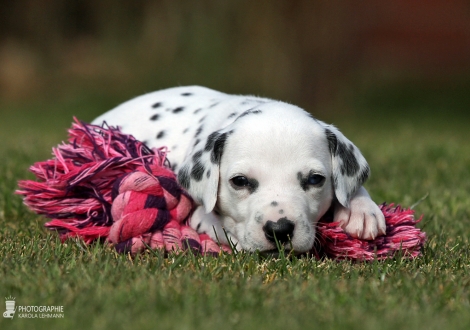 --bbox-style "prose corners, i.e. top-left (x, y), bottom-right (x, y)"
top-left (1, 0), bottom-right (469, 114)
